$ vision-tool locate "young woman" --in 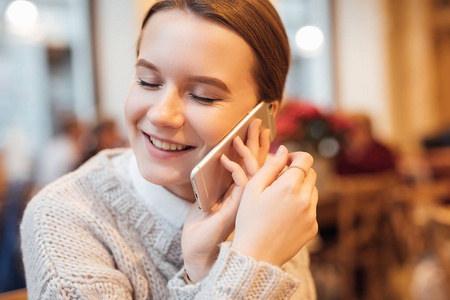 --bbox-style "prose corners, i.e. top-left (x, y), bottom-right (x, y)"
top-left (21, 0), bottom-right (319, 299)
